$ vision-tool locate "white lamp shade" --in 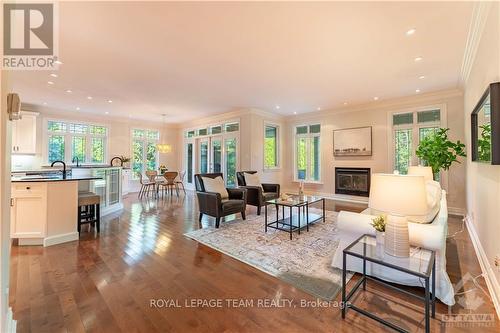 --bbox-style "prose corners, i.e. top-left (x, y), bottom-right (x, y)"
top-left (408, 166), bottom-right (434, 182)
top-left (369, 173), bottom-right (428, 216)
